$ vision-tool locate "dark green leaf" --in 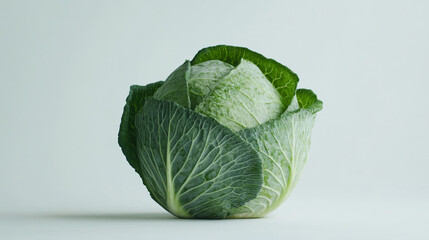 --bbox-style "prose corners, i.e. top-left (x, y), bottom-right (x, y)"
top-left (135, 98), bottom-right (262, 218)
top-left (191, 45), bottom-right (299, 106)
top-left (153, 61), bottom-right (191, 108)
top-left (118, 81), bottom-right (164, 177)
top-left (296, 88), bottom-right (323, 113)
